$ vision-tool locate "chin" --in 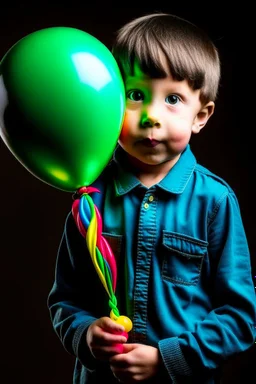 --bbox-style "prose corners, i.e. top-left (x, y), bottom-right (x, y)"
top-left (139, 156), bottom-right (166, 166)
